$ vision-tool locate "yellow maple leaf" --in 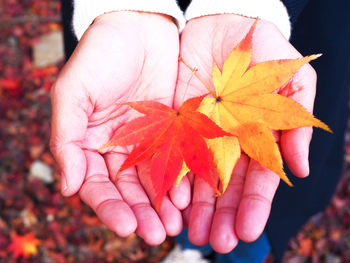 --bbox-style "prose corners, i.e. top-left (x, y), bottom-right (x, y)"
top-left (176, 161), bottom-right (190, 185)
top-left (198, 18), bottom-right (331, 192)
